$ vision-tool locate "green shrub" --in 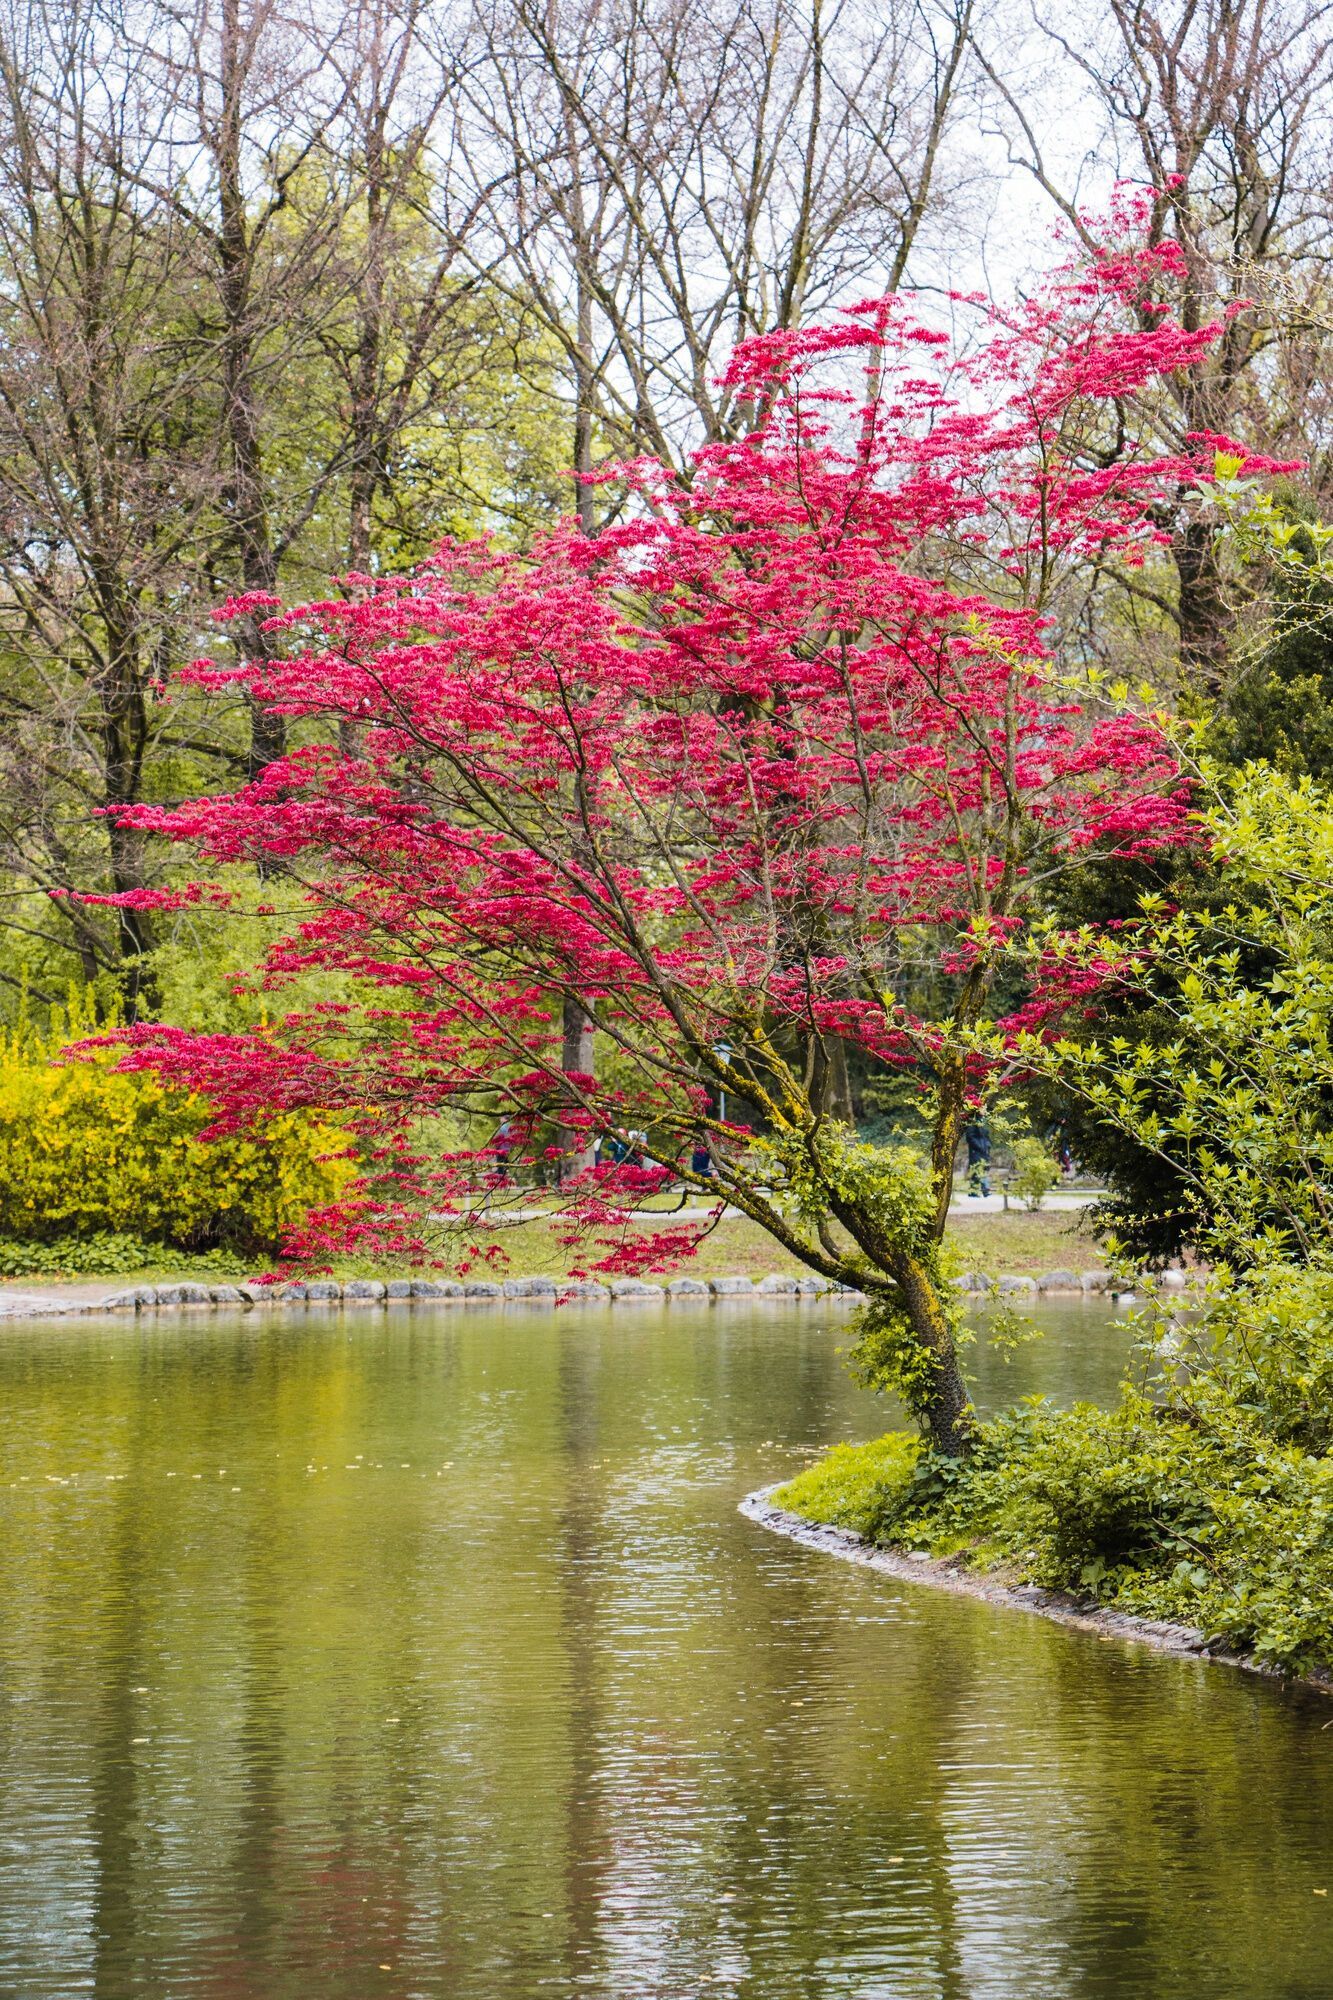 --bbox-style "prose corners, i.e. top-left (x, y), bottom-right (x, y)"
top-left (997, 1400), bottom-right (1214, 1587)
top-left (0, 1233), bottom-right (248, 1278)
top-left (1009, 1136), bottom-right (1059, 1211)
